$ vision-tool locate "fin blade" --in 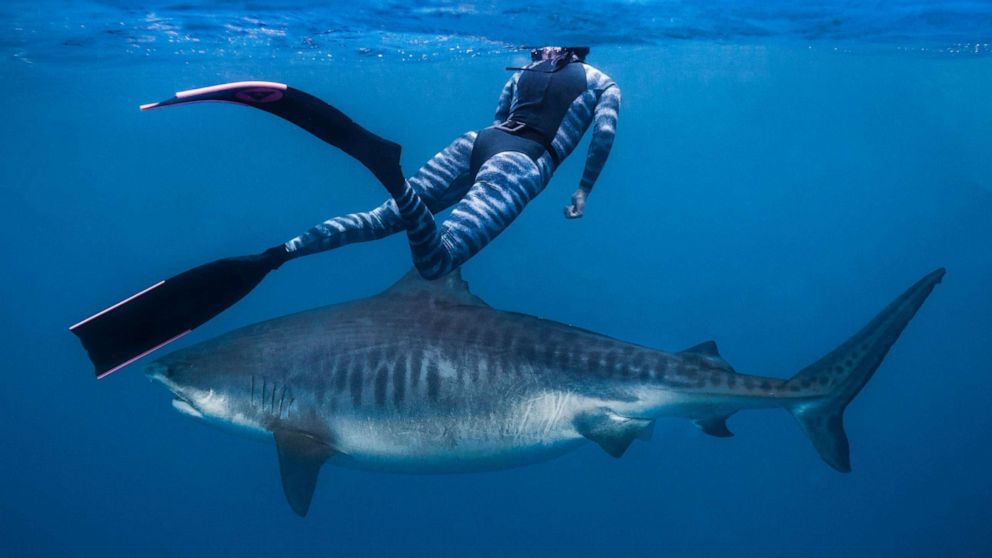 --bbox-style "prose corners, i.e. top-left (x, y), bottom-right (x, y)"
top-left (70, 251), bottom-right (284, 378)
top-left (273, 430), bottom-right (333, 517)
top-left (786, 268), bottom-right (945, 472)
top-left (141, 81), bottom-right (404, 192)
top-left (575, 410), bottom-right (654, 458)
